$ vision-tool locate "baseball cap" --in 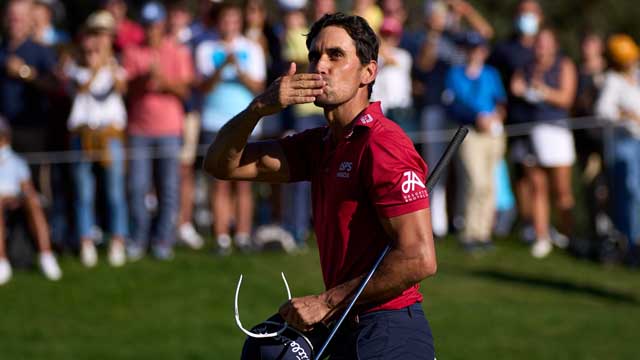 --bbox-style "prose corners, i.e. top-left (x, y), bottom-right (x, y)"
top-left (140, 1), bottom-right (167, 25)
top-left (240, 314), bottom-right (327, 360)
top-left (278, 0), bottom-right (307, 12)
top-left (84, 10), bottom-right (116, 33)
top-left (457, 31), bottom-right (487, 48)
